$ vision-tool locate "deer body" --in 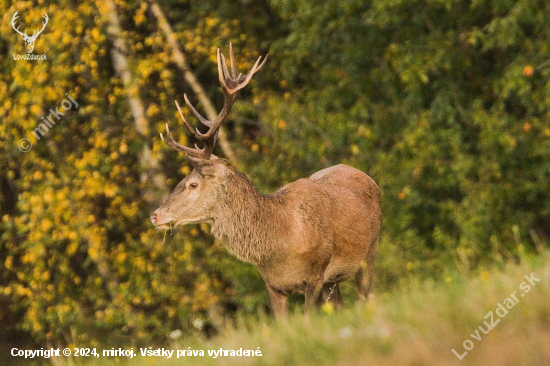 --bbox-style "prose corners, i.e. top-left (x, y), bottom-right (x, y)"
top-left (213, 163), bottom-right (380, 277)
top-left (151, 45), bottom-right (381, 316)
